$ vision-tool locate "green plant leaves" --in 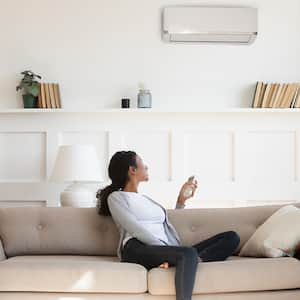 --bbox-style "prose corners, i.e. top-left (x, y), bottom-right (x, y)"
top-left (16, 70), bottom-right (42, 96)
